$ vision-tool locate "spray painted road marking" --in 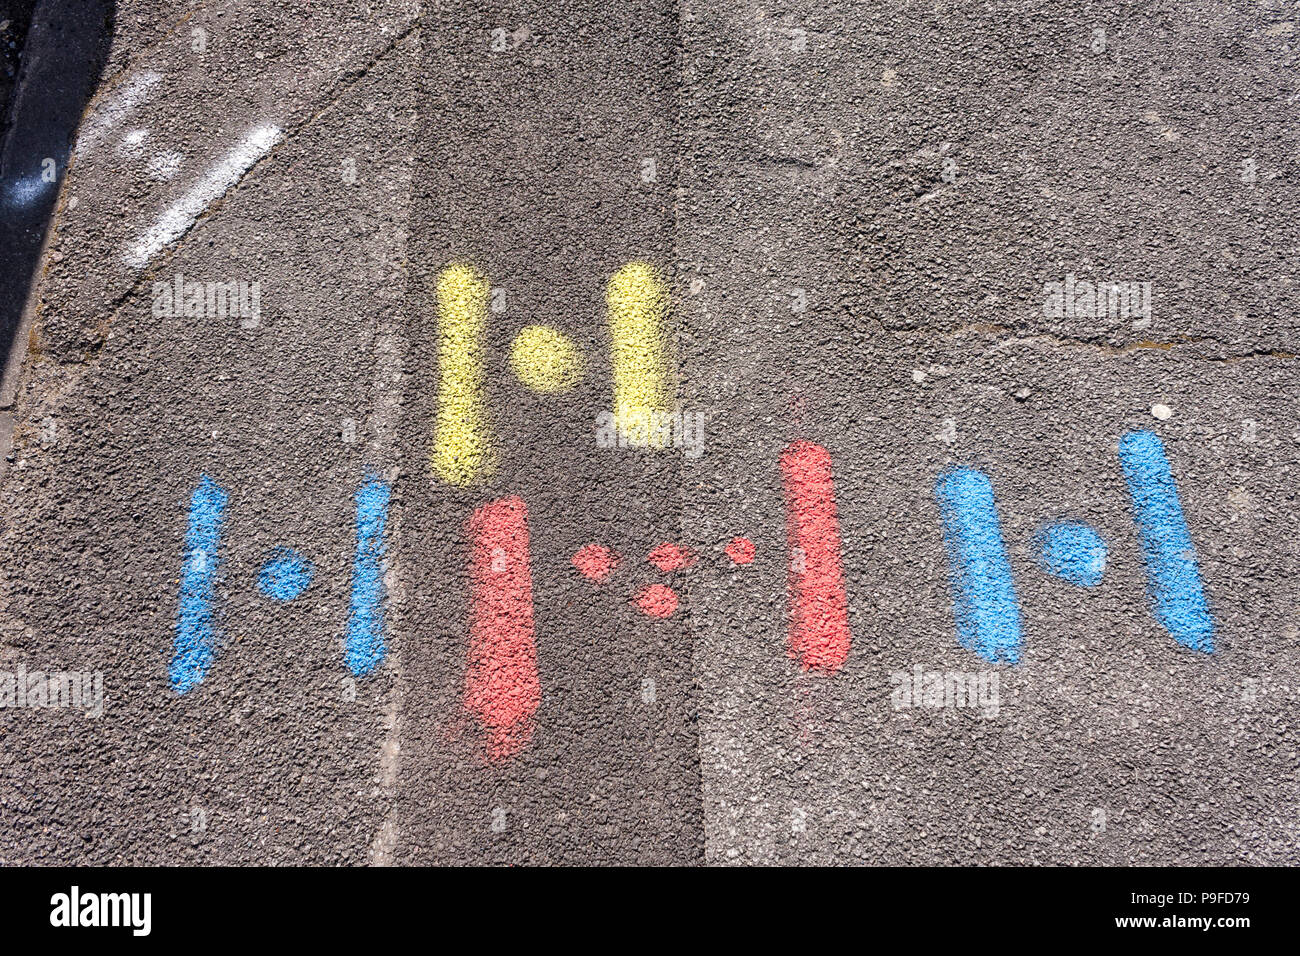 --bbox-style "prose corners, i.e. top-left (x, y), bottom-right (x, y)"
top-left (1117, 430), bottom-right (1215, 653)
top-left (573, 536), bottom-right (757, 618)
top-left (1034, 521), bottom-right (1107, 587)
top-left (431, 265), bottom-right (493, 486)
top-left (607, 261), bottom-right (673, 447)
top-left (572, 543), bottom-right (619, 582)
top-left (162, 427), bottom-right (1214, 704)
top-left (146, 150), bottom-right (184, 182)
top-left (257, 547), bottom-right (315, 601)
top-left (429, 260), bottom-right (670, 481)
top-left (634, 583), bottom-right (679, 619)
top-left (124, 124), bottom-right (281, 268)
top-left (465, 496), bottom-right (540, 762)
top-left (781, 440), bottom-right (851, 673)
top-left (725, 536), bottom-right (755, 565)
top-left (172, 475), bottom-right (228, 694)
top-left (510, 324), bottom-right (583, 392)
top-left (934, 468), bottom-right (1022, 665)
top-left (346, 472), bottom-right (392, 677)
top-left (76, 71), bottom-right (162, 159)
top-left (646, 542), bottom-right (695, 572)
